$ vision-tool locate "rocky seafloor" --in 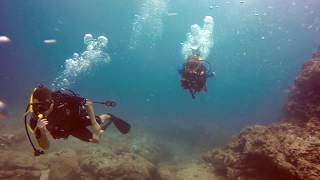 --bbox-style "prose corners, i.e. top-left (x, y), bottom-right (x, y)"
top-left (1, 51), bottom-right (320, 180)
top-left (0, 123), bottom-right (223, 180)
